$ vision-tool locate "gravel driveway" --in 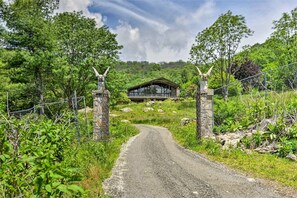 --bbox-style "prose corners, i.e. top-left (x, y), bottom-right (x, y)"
top-left (103, 125), bottom-right (287, 198)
